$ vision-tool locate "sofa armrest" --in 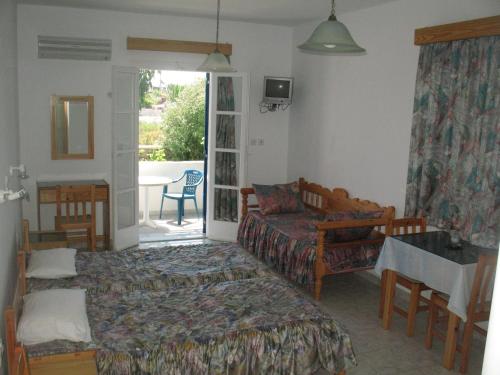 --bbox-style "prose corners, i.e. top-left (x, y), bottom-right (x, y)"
top-left (315, 217), bottom-right (390, 231)
top-left (240, 187), bottom-right (258, 219)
